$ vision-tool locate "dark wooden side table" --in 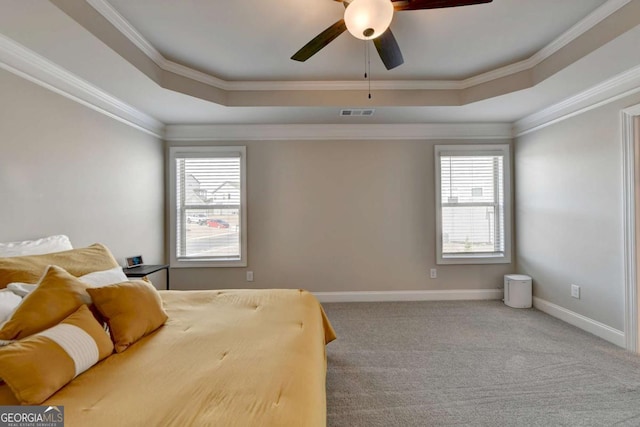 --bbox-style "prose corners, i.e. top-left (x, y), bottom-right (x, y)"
top-left (123, 264), bottom-right (170, 290)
